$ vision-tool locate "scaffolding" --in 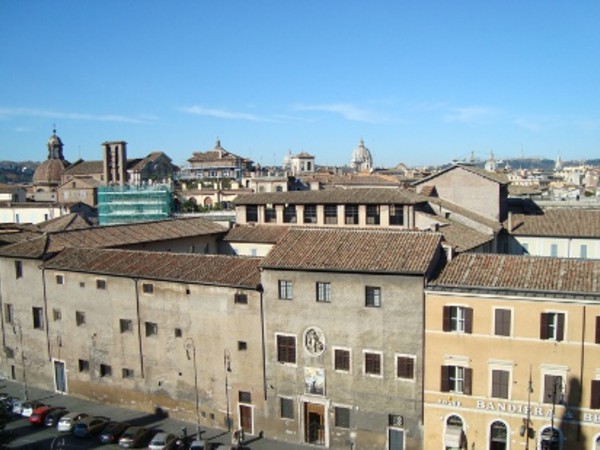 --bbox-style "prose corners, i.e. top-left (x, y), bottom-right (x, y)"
top-left (98, 185), bottom-right (172, 226)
